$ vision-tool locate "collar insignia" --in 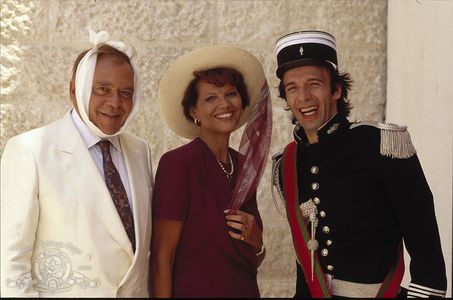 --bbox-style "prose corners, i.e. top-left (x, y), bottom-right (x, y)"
top-left (327, 123), bottom-right (339, 135)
